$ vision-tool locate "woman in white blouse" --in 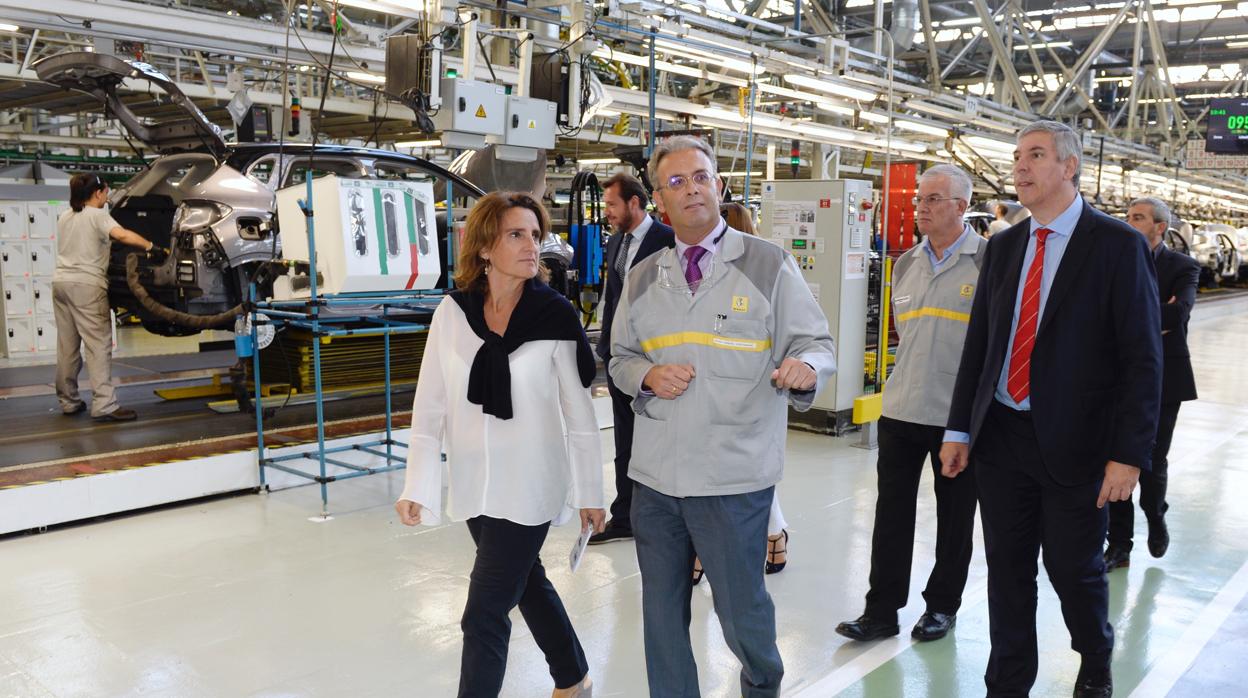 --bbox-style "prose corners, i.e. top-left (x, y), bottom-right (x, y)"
top-left (395, 191), bottom-right (605, 698)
